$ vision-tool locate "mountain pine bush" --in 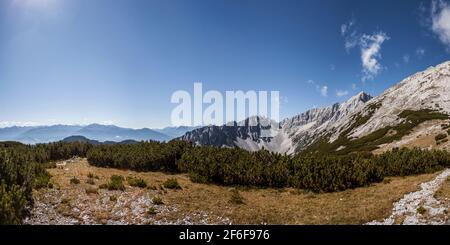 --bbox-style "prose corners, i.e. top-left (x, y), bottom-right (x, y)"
top-left (0, 141), bottom-right (93, 224)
